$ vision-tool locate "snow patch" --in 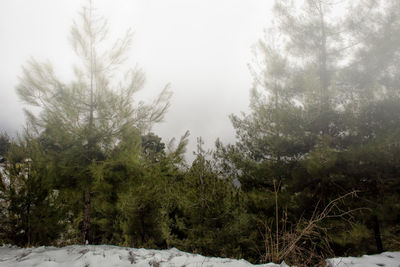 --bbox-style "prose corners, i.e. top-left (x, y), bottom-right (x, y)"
top-left (0, 245), bottom-right (399, 267)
